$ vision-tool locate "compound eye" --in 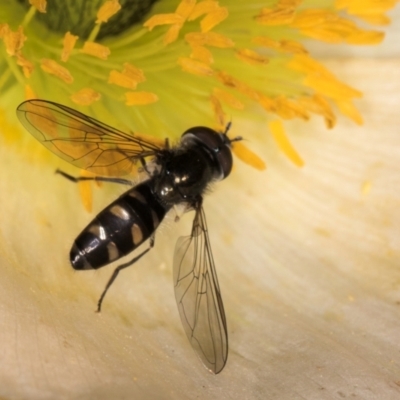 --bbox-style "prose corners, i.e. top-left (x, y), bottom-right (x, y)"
top-left (182, 126), bottom-right (222, 150)
top-left (182, 126), bottom-right (233, 179)
top-left (216, 146), bottom-right (233, 178)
